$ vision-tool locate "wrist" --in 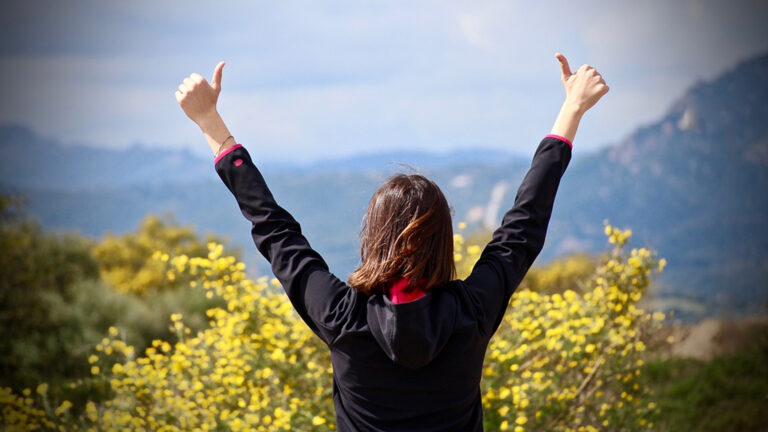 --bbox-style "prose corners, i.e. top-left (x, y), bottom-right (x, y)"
top-left (550, 100), bottom-right (583, 145)
top-left (196, 110), bottom-right (222, 133)
top-left (196, 110), bottom-right (234, 156)
top-left (561, 99), bottom-right (586, 118)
